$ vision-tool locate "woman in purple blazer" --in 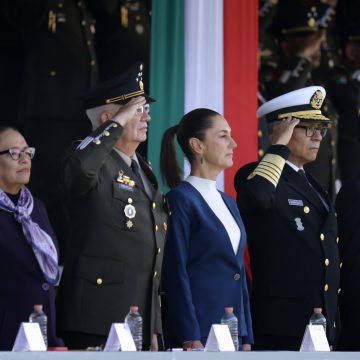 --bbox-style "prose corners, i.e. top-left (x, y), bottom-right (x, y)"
top-left (160, 109), bottom-right (253, 350)
top-left (0, 126), bottom-right (61, 350)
